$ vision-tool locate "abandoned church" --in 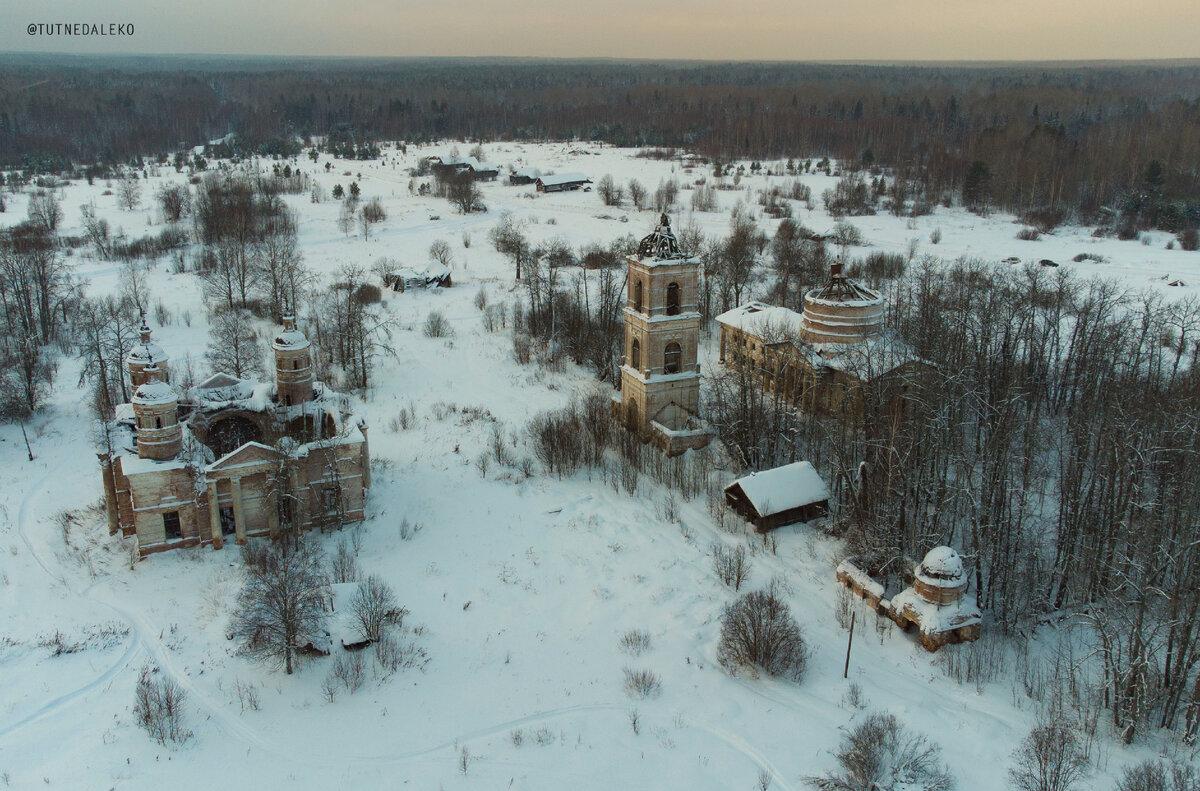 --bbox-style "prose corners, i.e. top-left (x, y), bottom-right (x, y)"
top-left (97, 316), bottom-right (370, 558)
